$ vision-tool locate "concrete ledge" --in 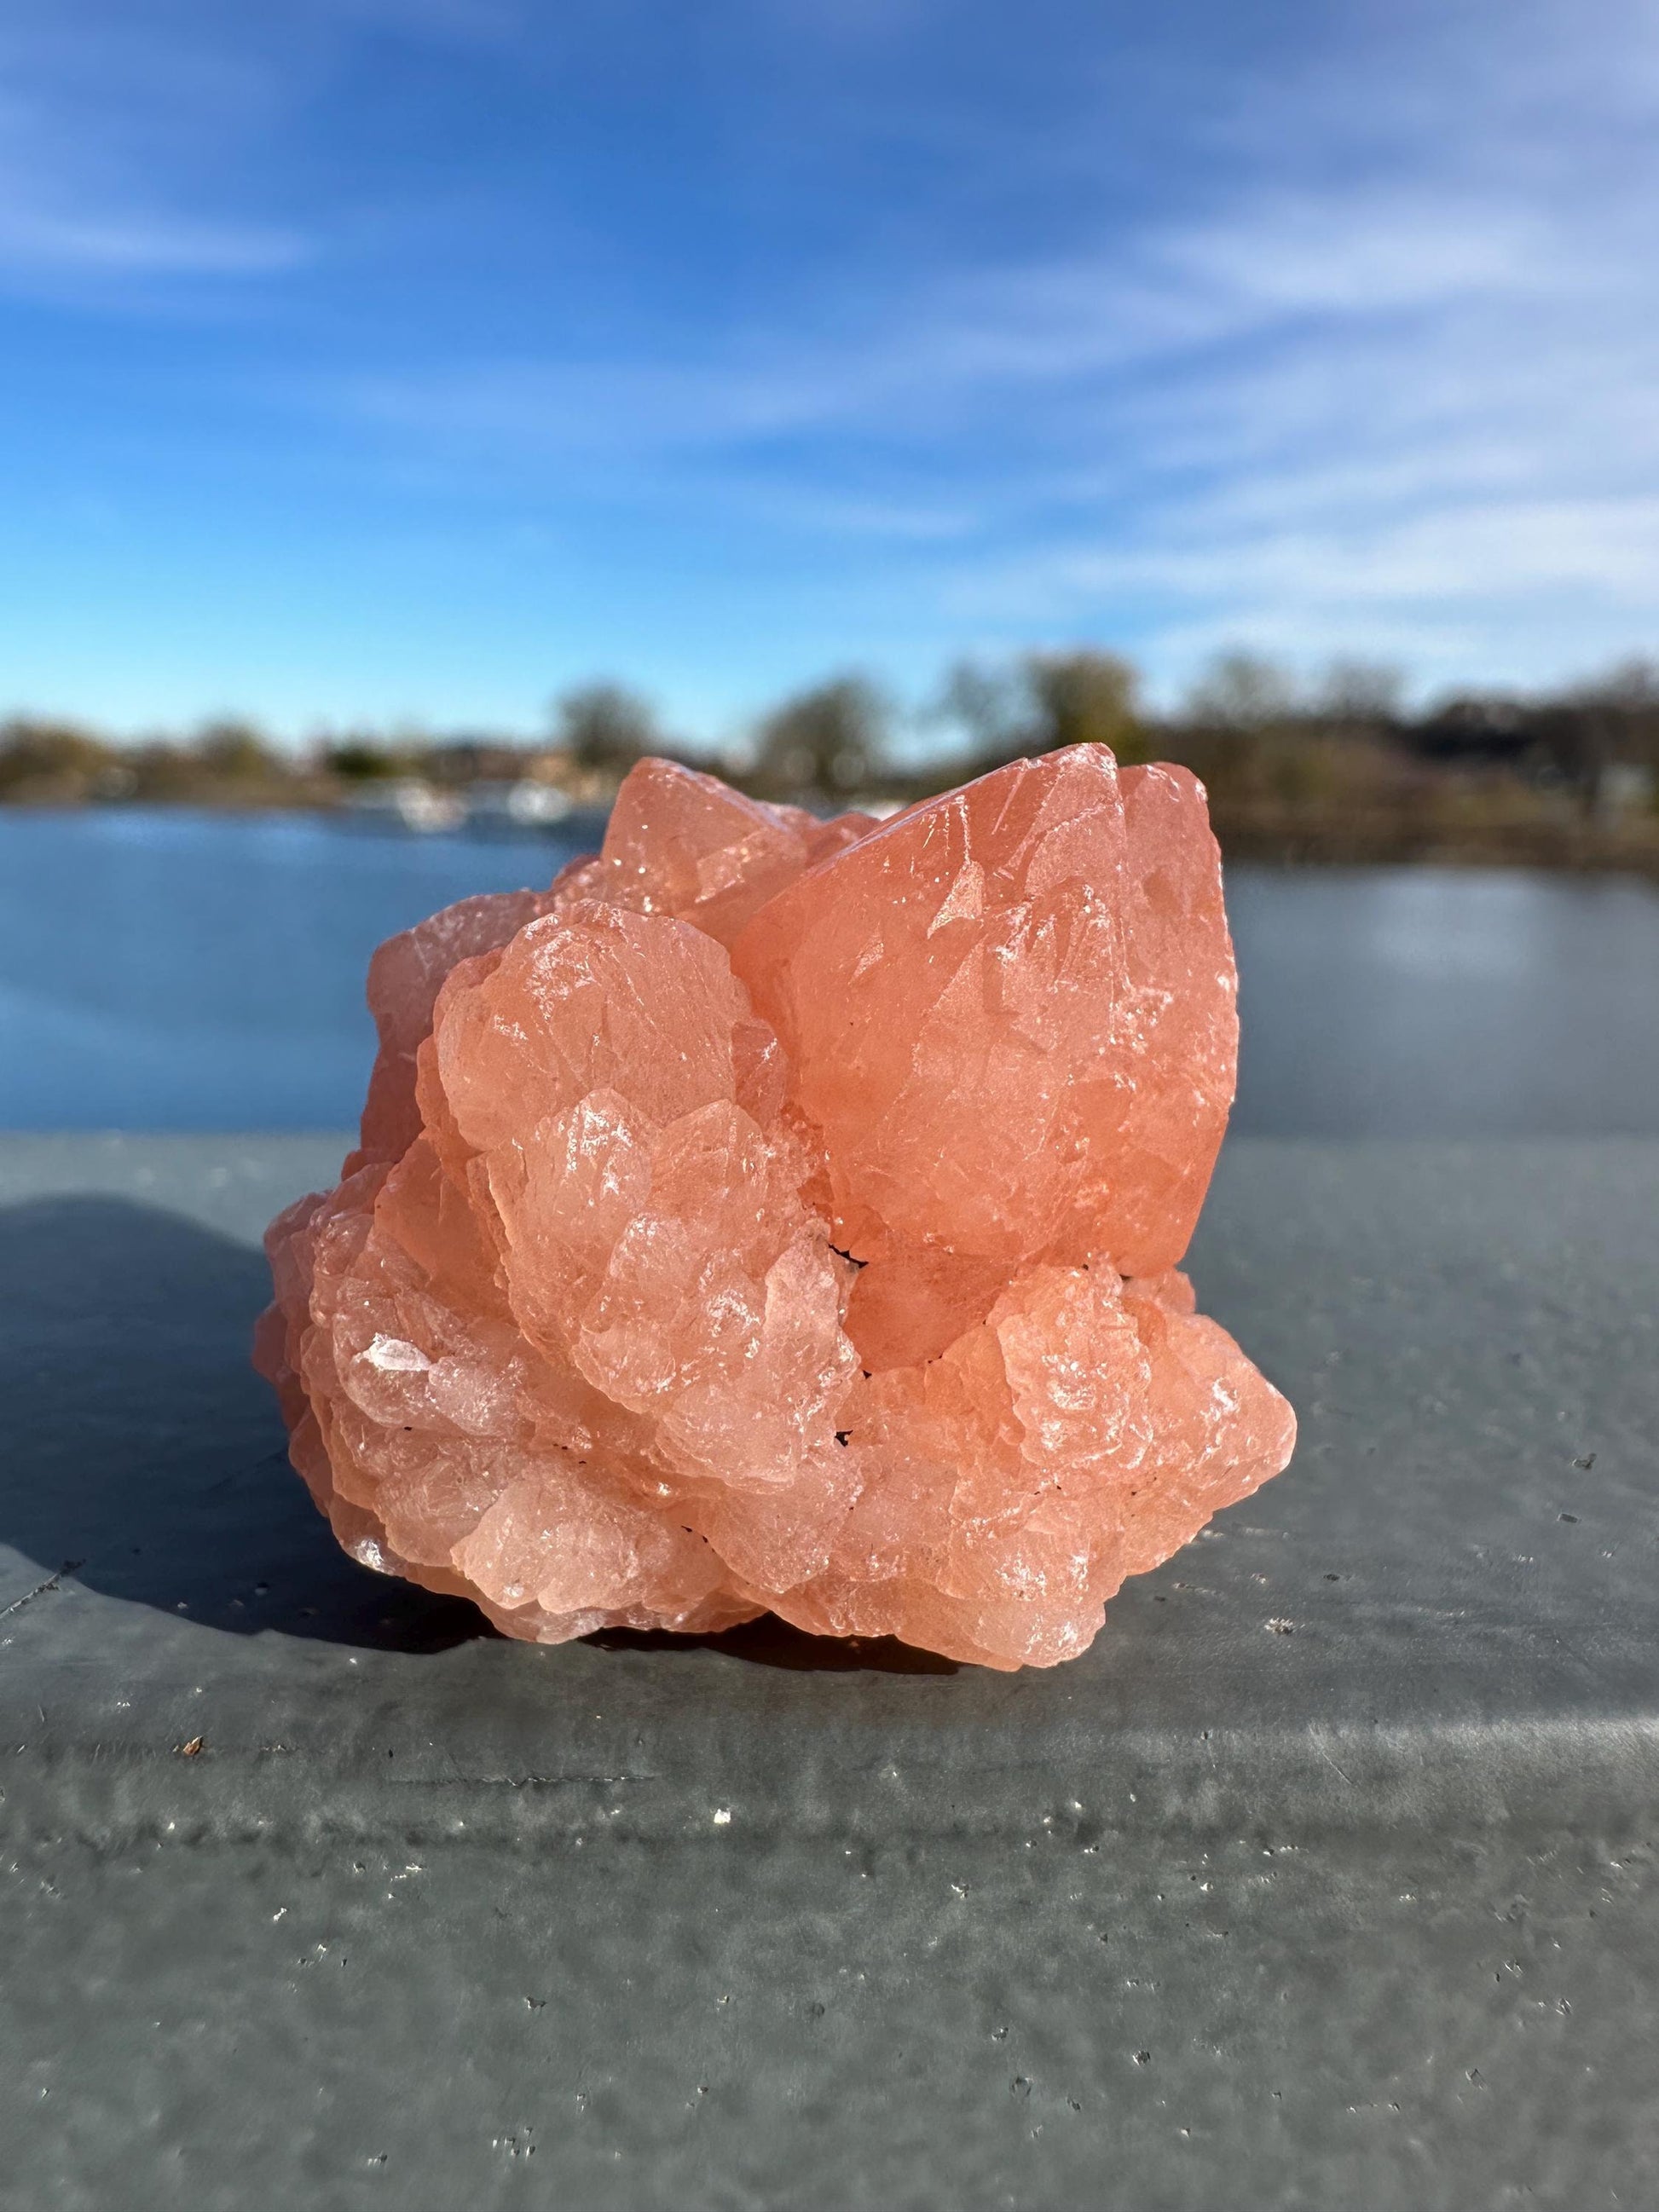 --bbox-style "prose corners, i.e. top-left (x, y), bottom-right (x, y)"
top-left (3, 1136), bottom-right (1657, 2208)
top-left (3, 1135), bottom-right (1656, 1840)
